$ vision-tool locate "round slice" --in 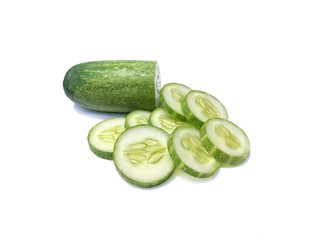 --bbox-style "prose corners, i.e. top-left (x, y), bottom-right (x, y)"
top-left (200, 118), bottom-right (250, 167)
top-left (182, 90), bottom-right (228, 128)
top-left (160, 83), bottom-right (191, 121)
top-left (88, 117), bottom-right (126, 160)
top-left (114, 125), bottom-right (175, 188)
top-left (125, 110), bottom-right (152, 129)
top-left (168, 126), bottom-right (220, 178)
top-left (149, 108), bottom-right (190, 134)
